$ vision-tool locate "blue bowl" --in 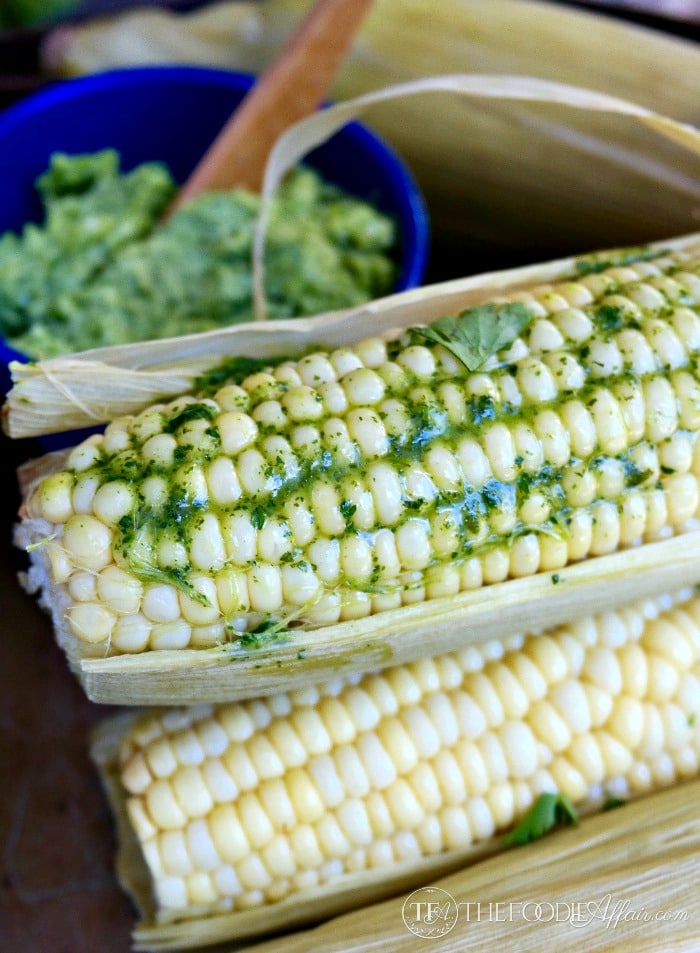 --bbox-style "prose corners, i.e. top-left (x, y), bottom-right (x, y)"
top-left (0, 65), bottom-right (429, 394)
